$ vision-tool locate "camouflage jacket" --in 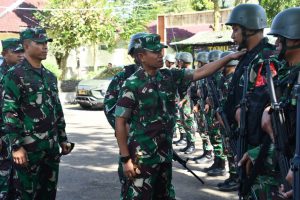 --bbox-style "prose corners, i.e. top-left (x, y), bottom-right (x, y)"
top-left (274, 61), bottom-right (300, 156)
top-left (104, 64), bottom-right (139, 129)
top-left (2, 59), bottom-right (67, 150)
top-left (115, 68), bottom-right (194, 165)
top-left (225, 38), bottom-right (279, 124)
top-left (0, 61), bottom-right (11, 134)
top-left (218, 72), bottom-right (234, 107)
